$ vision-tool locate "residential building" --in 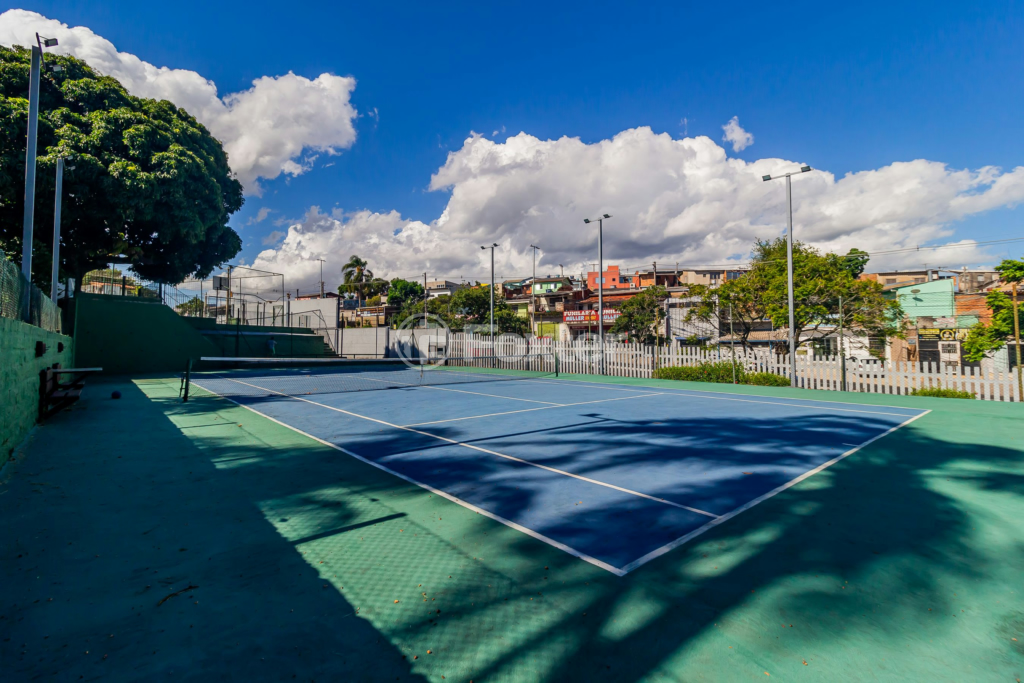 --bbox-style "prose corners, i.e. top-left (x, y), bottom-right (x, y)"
top-left (587, 265), bottom-right (630, 290)
top-left (529, 277), bottom-right (580, 338)
top-left (674, 269), bottom-right (747, 288)
top-left (426, 280), bottom-right (466, 298)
